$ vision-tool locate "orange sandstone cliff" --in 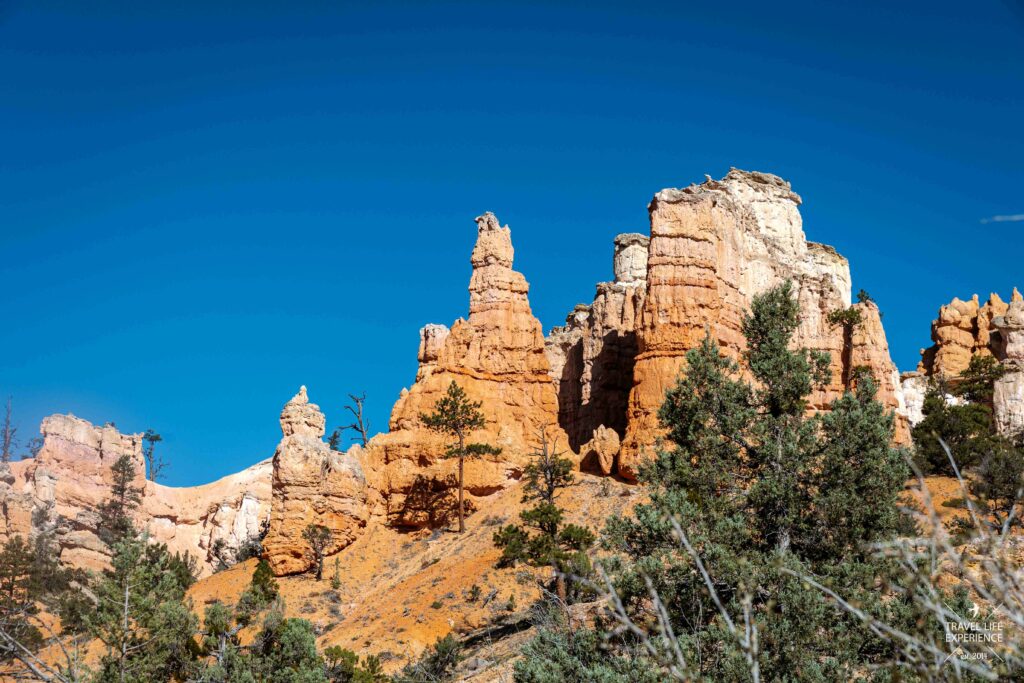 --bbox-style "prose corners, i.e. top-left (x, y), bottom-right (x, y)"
top-left (359, 212), bottom-right (568, 530)
top-left (546, 170), bottom-right (907, 480)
